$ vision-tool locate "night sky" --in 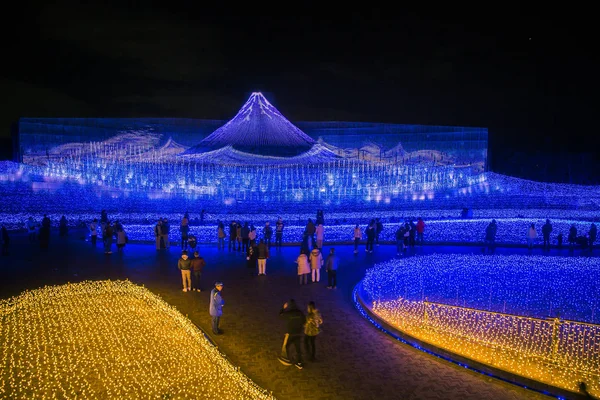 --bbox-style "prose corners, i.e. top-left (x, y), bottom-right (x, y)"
top-left (2, 5), bottom-right (595, 157)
